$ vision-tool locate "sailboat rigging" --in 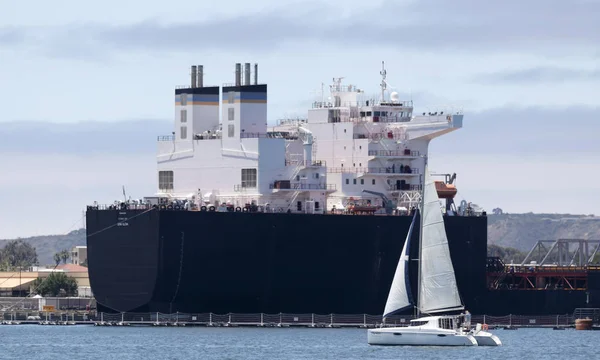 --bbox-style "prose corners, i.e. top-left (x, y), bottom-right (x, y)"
top-left (367, 162), bottom-right (501, 346)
